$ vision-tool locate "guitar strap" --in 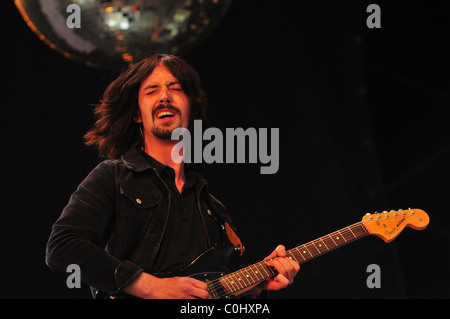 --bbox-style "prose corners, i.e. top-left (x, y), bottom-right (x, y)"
top-left (224, 222), bottom-right (245, 256)
top-left (203, 191), bottom-right (245, 256)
